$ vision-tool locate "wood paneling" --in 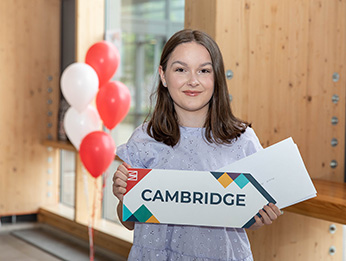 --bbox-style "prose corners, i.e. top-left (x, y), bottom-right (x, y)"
top-left (74, 0), bottom-right (105, 224)
top-left (75, 0), bottom-right (105, 62)
top-left (0, 0), bottom-right (61, 215)
top-left (247, 212), bottom-right (343, 261)
top-left (184, 0), bottom-right (217, 38)
top-left (216, 0), bottom-right (346, 182)
top-left (185, 0), bottom-right (346, 260)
